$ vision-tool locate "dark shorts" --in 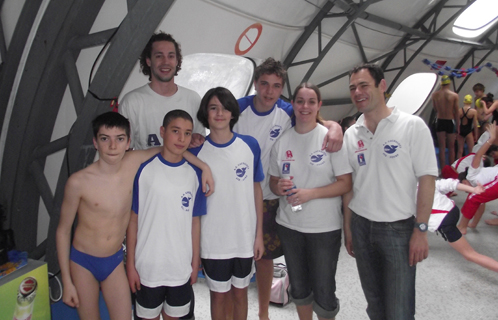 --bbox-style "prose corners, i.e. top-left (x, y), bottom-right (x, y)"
top-left (261, 199), bottom-right (284, 259)
top-left (436, 119), bottom-right (455, 134)
top-left (201, 257), bottom-right (254, 292)
top-left (437, 206), bottom-right (463, 243)
top-left (135, 280), bottom-right (192, 318)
